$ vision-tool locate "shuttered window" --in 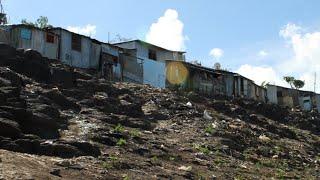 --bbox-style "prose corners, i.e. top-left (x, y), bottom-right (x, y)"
top-left (46, 33), bottom-right (55, 43)
top-left (71, 34), bottom-right (81, 52)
